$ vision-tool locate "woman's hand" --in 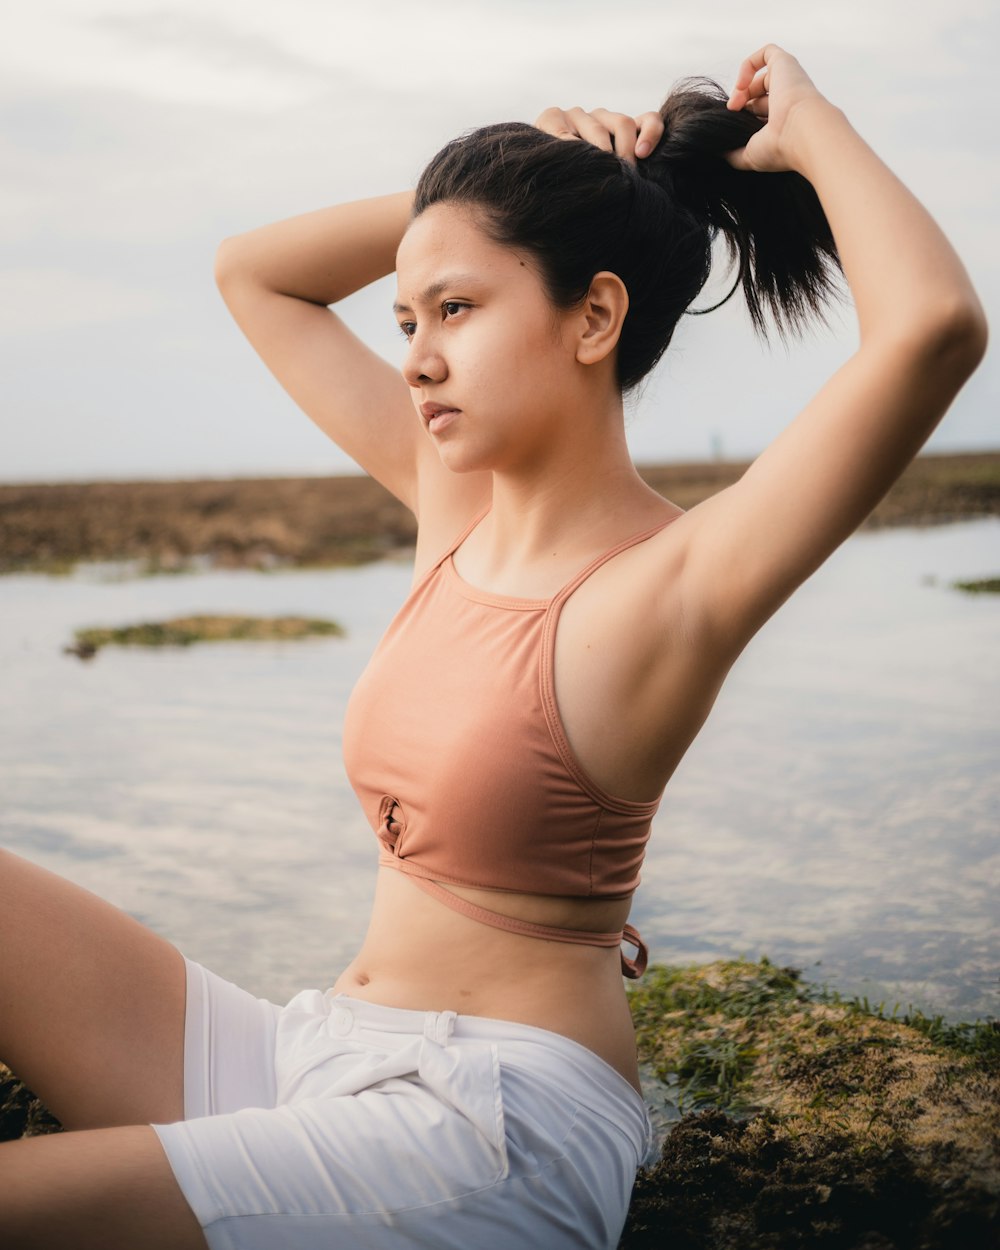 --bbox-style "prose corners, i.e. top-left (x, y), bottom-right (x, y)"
top-left (725, 44), bottom-right (829, 174)
top-left (534, 105), bottom-right (664, 163)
